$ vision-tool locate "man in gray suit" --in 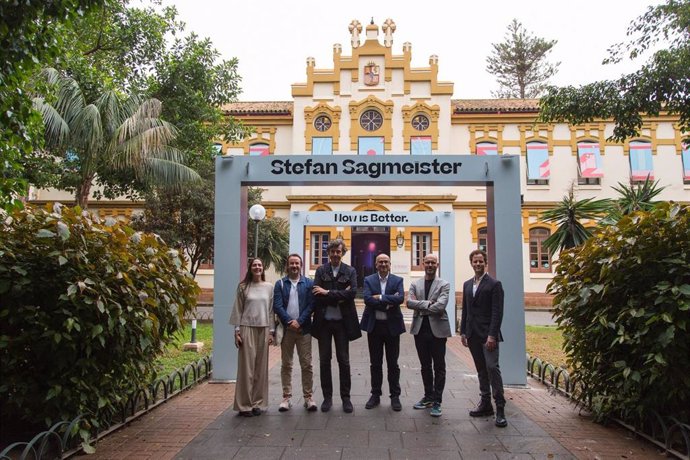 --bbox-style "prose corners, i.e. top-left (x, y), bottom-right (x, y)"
top-left (406, 253), bottom-right (451, 417)
top-left (460, 249), bottom-right (507, 427)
